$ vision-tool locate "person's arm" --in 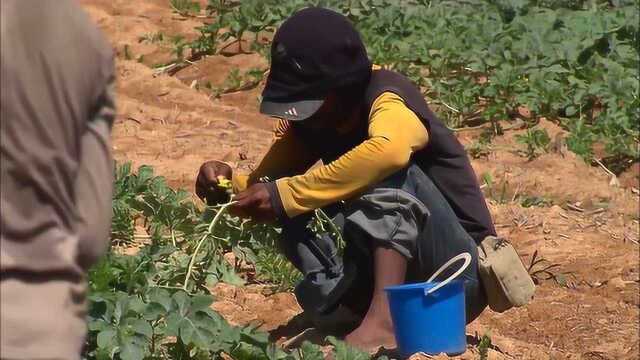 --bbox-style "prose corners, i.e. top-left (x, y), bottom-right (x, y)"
top-left (75, 79), bottom-right (115, 270)
top-left (232, 119), bottom-right (318, 192)
top-left (274, 92), bottom-right (429, 218)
